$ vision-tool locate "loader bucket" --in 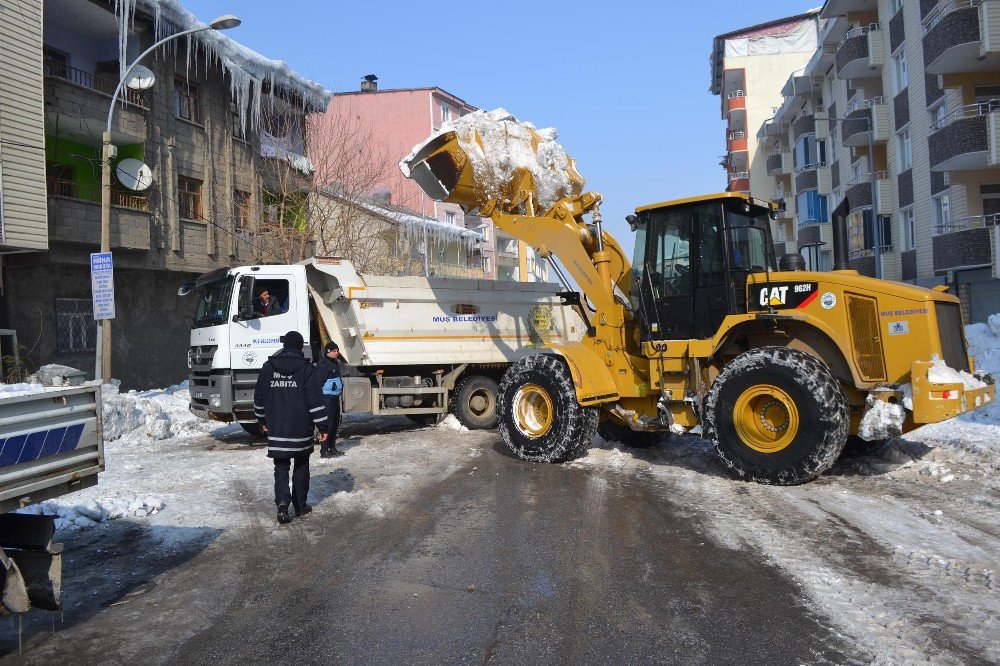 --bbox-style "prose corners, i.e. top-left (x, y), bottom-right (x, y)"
top-left (400, 112), bottom-right (585, 214)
